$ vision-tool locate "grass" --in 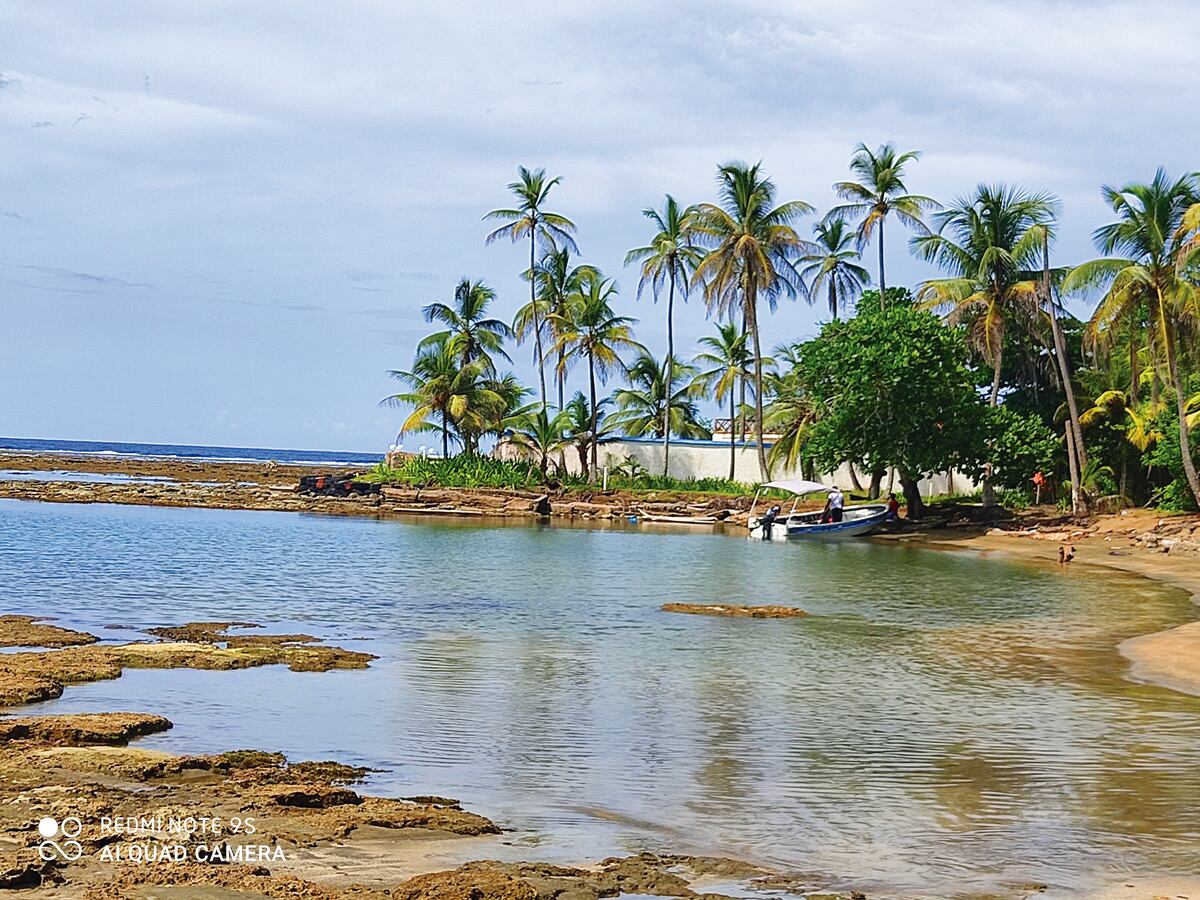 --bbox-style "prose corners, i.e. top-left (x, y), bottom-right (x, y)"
top-left (364, 455), bottom-right (768, 497)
